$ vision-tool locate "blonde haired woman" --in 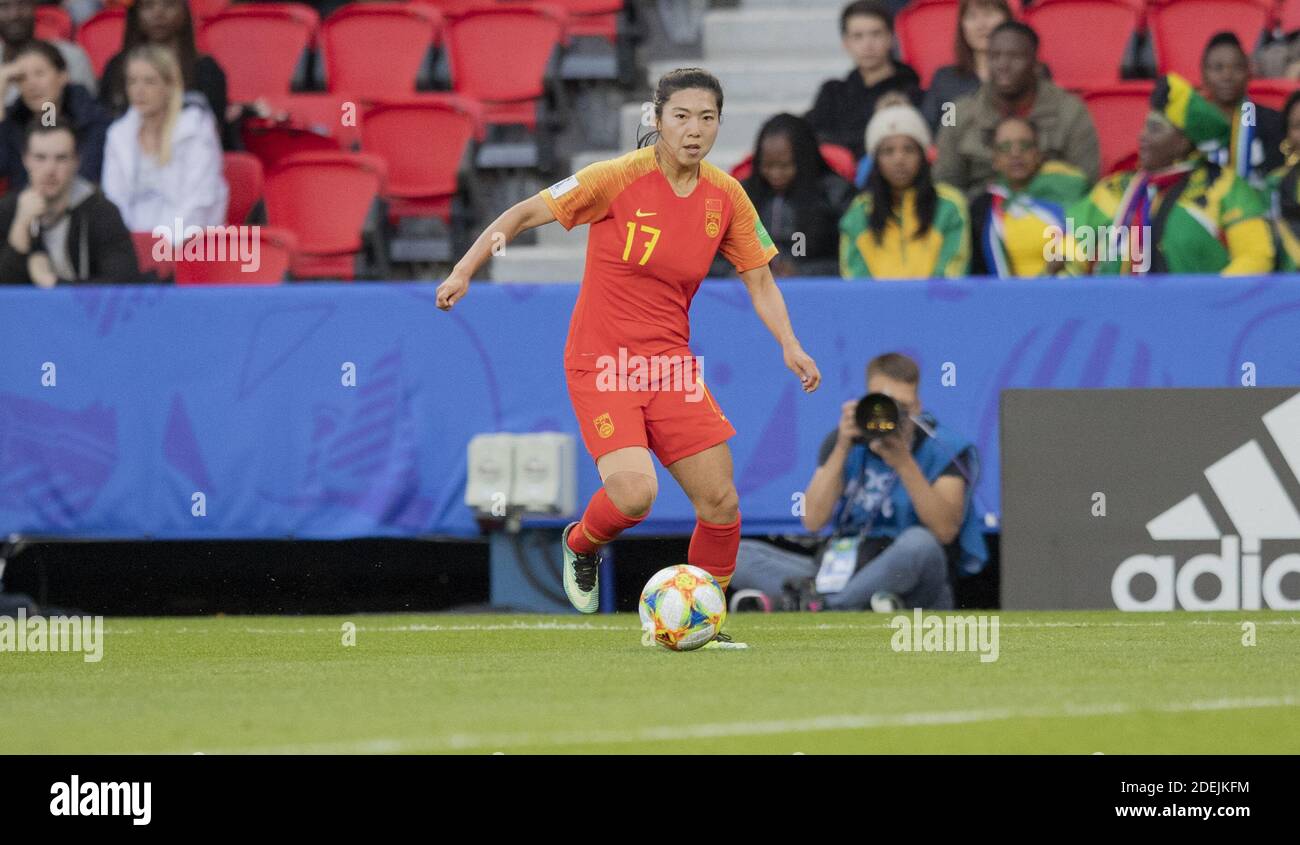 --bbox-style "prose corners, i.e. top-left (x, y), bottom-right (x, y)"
top-left (102, 45), bottom-right (227, 237)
